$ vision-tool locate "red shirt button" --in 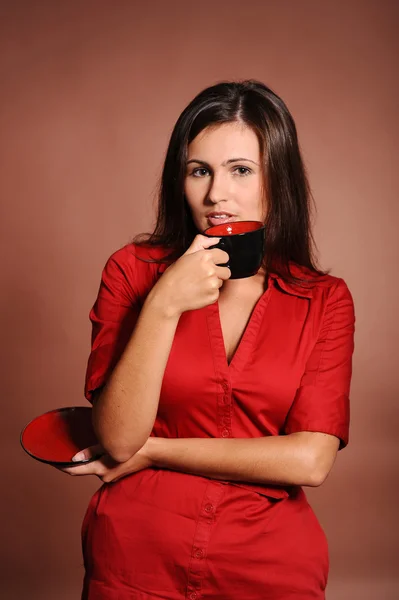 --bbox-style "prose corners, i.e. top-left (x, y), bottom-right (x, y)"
top-left (194, 548), bottom-right (204, 559)
top-left (189, 593), bottom-right (198, 600)
top-left (204, 503), bottom-right (214, 513)
top-left (221, 428), bottom-right (230, 437)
